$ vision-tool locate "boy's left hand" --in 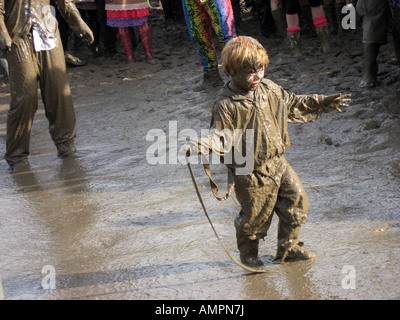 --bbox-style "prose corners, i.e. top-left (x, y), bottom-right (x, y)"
top-left (327, 93), bottom-right (351, 113)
